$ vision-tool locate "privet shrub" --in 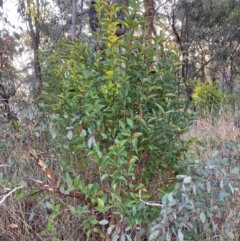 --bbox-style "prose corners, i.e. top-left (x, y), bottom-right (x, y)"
top-left (192, 79), bottom-right (225, 112)
top-left (149, 141), bottom-right (240, 241)
top-left (40, 1), bottom-right (194, 239)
